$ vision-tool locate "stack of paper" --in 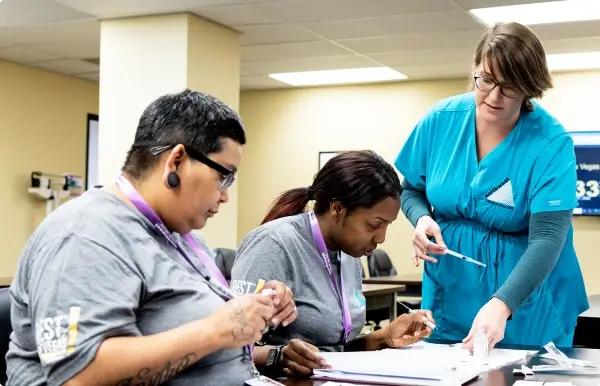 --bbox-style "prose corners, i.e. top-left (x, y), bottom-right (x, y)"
top-left (312, 341), bottom-right (536, 386)
top-left (314, 350), bottom-right (483, 385)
